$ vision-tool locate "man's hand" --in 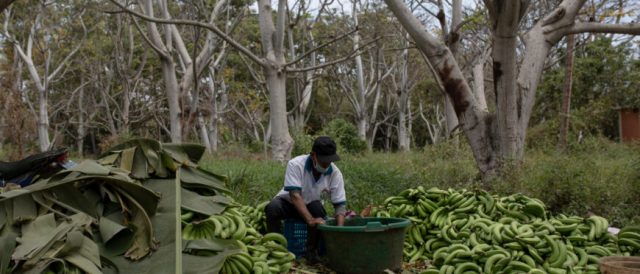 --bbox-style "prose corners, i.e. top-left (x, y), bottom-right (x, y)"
top-left (307, 217), bottom-right (325, 227)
